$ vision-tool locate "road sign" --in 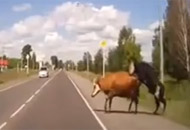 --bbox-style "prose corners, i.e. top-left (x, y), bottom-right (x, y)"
top-left (100, 40), bottom-right (107, 48)
top-left (0, 59), bottom-right (8, 66)
top-left (99, 40), bottom-right (107, 77)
